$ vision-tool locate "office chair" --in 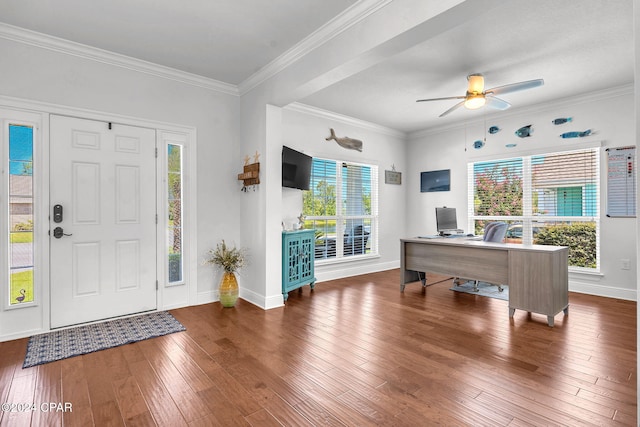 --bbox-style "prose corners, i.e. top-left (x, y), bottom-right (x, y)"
top-left (344, 225), bottom-right (370, 255)
top-left (454, 221), bottom-right (508, 292)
